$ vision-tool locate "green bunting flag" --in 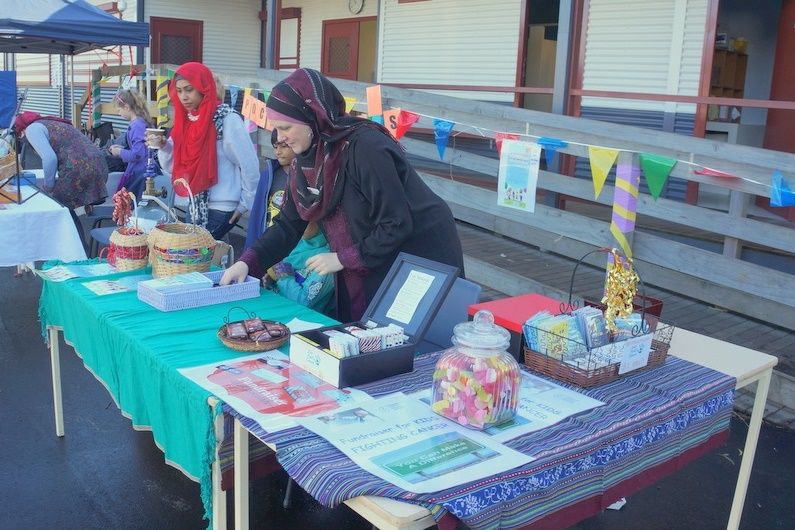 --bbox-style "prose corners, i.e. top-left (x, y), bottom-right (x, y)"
top-left (639, 153), bottom-right (676, 200)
